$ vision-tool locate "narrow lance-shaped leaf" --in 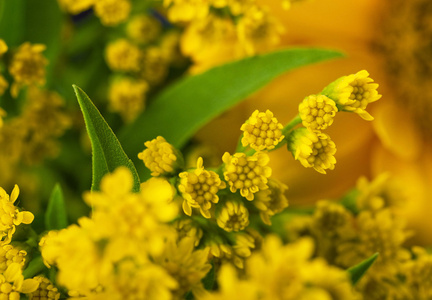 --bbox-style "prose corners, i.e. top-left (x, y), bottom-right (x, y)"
top-left (119, 48), bottom-right (344, 163)
top-left (347, 252), bottom-right (379, 285)
top-left (73, 85), bottom-right (140, 192)
top-left (45, 183), bottom-right (68, 231)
